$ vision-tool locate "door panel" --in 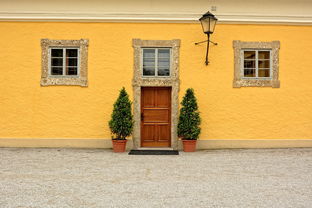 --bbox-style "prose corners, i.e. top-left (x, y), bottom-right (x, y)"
top-left (156, 88), bottom-right (171, 108)
top-left (141, 124), bottom-right (155, 142)
top-left (142, 88), bottom-right (155, 107)
top-left (158, 125), bottom-right (170, 142)
top-left (141, 87), bottom-right (171, 147)
top-left (143, 109), bottom-right (169, 123)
